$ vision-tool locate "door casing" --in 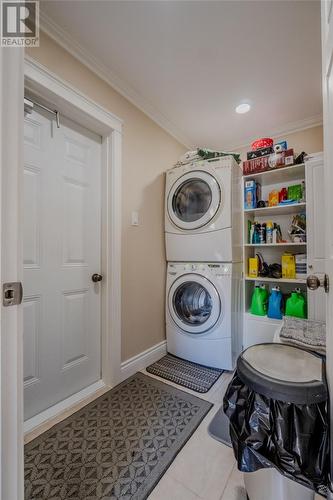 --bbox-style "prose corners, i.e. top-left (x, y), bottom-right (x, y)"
top-left (0, 46), bottom-right (25, 500)
top-left (321, 0), bottom-right (333, 496)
